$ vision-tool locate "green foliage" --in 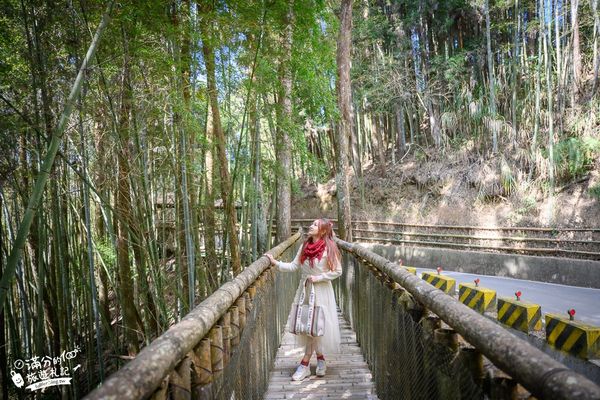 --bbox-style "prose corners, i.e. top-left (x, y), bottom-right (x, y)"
top-left (552, 136), bottom-right (600, 182)
top-left (500, 157), bottom-right (516, 195)
top-left (95, 237), bottom-right (117, 273)
top-left (589, 184), bottom-right (600, 201)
